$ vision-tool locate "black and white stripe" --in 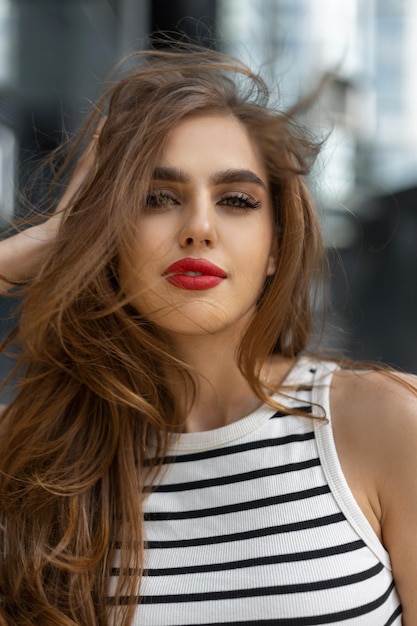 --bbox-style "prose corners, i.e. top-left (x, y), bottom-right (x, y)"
top-left (109, 358), bottom-right (402, 625)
